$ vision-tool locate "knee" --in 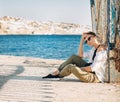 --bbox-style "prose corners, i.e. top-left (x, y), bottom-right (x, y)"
top-left (67, 64), bottom-right (81, 73)
top-left (70, 55), bottom-right (79, 59)
top-left (66, 64), bottom-right (75, 68)
top-left (64, 64), bottom-right (74, 70)
top-left (65, 64), bottom-right (76, 71)
top-left (65, 64), bottom-right (82, 75)
top-left (70, 55), bottom-right (82, 62)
